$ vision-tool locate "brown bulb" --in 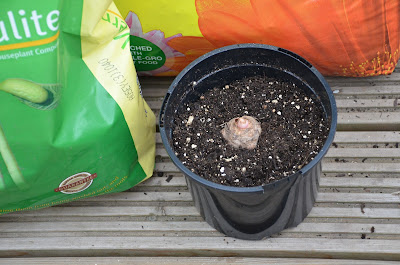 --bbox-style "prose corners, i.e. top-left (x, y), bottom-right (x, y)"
top-left (221, 116), bottom-right (261, 150)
